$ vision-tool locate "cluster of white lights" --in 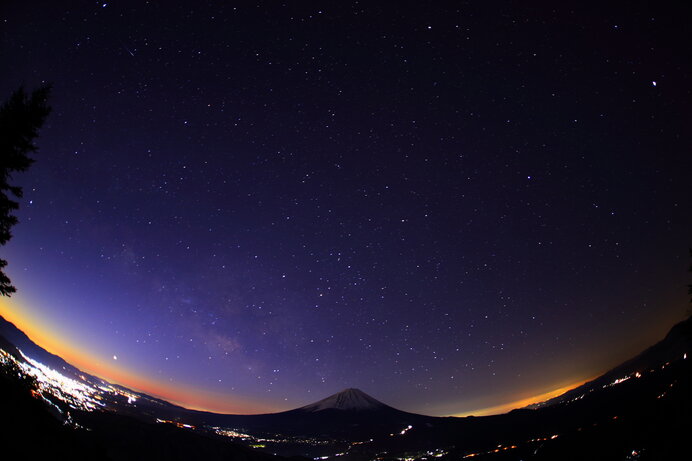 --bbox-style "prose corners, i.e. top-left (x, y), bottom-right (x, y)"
top-left (16, 350), bottom-right (103, 411)
top-left (213, 427), bottom-right (253, 440)
top-left (390, 424), bottom-right (414, 436)
top-left (605, 370), bottom-right (645, 389)
top-left (0, 347), bottom-right (138, 413)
